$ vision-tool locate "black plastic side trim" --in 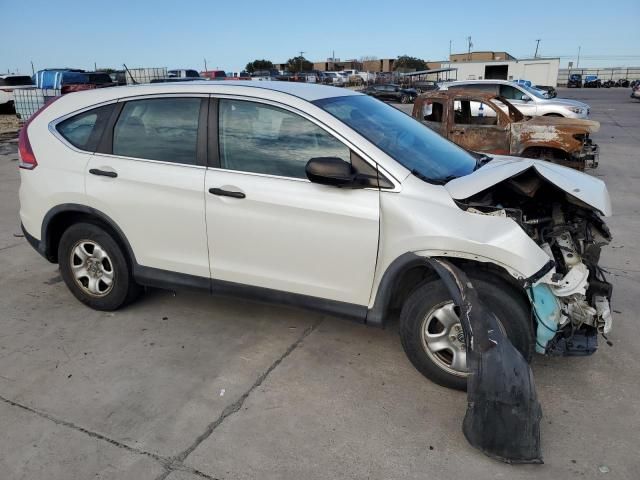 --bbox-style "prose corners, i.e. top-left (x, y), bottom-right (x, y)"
top-left (366, 252), bottom-right (427, 327)
top-left (131, 265), bottom-right (367, 322)
top-left (210, 277), bottom-right (367, 322)
top-left (133, 265), bottom-right (211, 292)
top-left (21, 223), bottom-right (46, 259)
